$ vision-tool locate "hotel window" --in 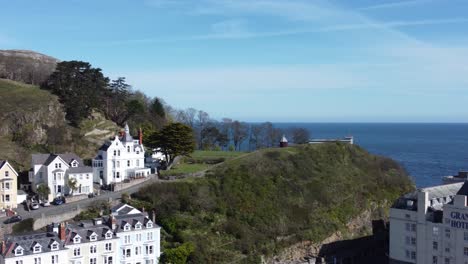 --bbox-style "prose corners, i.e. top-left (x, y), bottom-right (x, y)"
top-left (34, 258), bottom-right (41, 264)
top-left (117, 161), bottom-right (120, 168)
top-left (406, 223), bottom-right (411, 231)
top-left (16, 260), bottom-right (23, 264)
top-left (136, 159), bottom-right (140, 167)
top-left (5, 195), bottom-right (10, 202)
top-left (464, 232), bottom-right (468, 241)
top-left (124, 248), bottom-right (131, 257)
top-left (51, 242), bottom-right (59, 251)
top-left (405, 236), bottom-right (411, 245)
top-left (74, 236), bottom-right (81, 243)
top-left (136, 233), bottom-right (141, 241)
top-left (135, 223), bottom-right (142, 230)
top-left (74, 248), bottom-right (81, 256)
top-left (128, 160), bottom-right (130, 167)
top-left (147, 231), bottom-right (153, 240)
top-left (433, 256), bottom-right (438, 264)
top-left (90, 245), bottom-right (97, 253)
top-left (433, 241), bottom-right (438, 250)
top-left (411, 224), bottom-right (416, 232)
top-left (445, 258), bottom-right (450, 264)
top-left (464, 247), bottom-right (468, 256)
top-left (104, 257), bottom-right (113, 264)
top-left (445, 247), bottom-right (450, 253)
top-left (411, 237), bottom-right (416, 246)
top-left (90, 258), bottom-right (97, 264)
top-left (124, 224), bottom-right (130, 231)
top-left (445, 229), bottom-right (451, 238)
top-left (5, 171), bottom-right (9, 177)
top-left (5, 182), bottom-right (9, 190)
top-left (105, 232), bottom-right (112, 239)
top-left (118, 150), bottom-right (120, 156)
top-left (128, 146), bottom-right (131, 153)
top-left (114, 150), bottom-right (117, 156)
top-left (105, 242), bottom-right (112, 251)
top-left (33, 245), bottom-right (41, 253)
top-left (411, 251), bottom-right (416, 260)
top-left (124, 235), bottom-right (131, 243)
top-left (433, 226), bottom-right (440, 236)
top-left (146, 245), bottom-right (153, 254)
top-left (51, 255), bottom-right (58, 264)
top-left (147, 222), bottom-right (153, 228)
top-left (136, 246), bottom-right (140, 255)
top-left (15, 248), bottom-right (23, 256)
